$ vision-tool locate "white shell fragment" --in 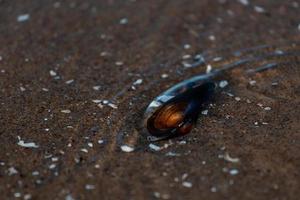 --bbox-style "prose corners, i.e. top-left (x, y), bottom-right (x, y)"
top-left (219, 80), bottom-right (228, 88)
top-left (17, 14), bottom-right (30, 22)
top-left (61, 109), bottom-right (71, 114)
top-left (224, 152), bottom-right (240, 163)
top-left (133, 79), bottom-right (143, 85)
top-left (49, 70), bottom-right (57, 76)
top-left (149, 143), bottom-right (161, 151)
top-left (17, 136), bottom-right (39, 148)
top-left (182, 181), bottom-right (193, 188)
top-left (120, 145), bottom-right (134, 153)
top-left (229, 169), bottom-right (239, 175)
